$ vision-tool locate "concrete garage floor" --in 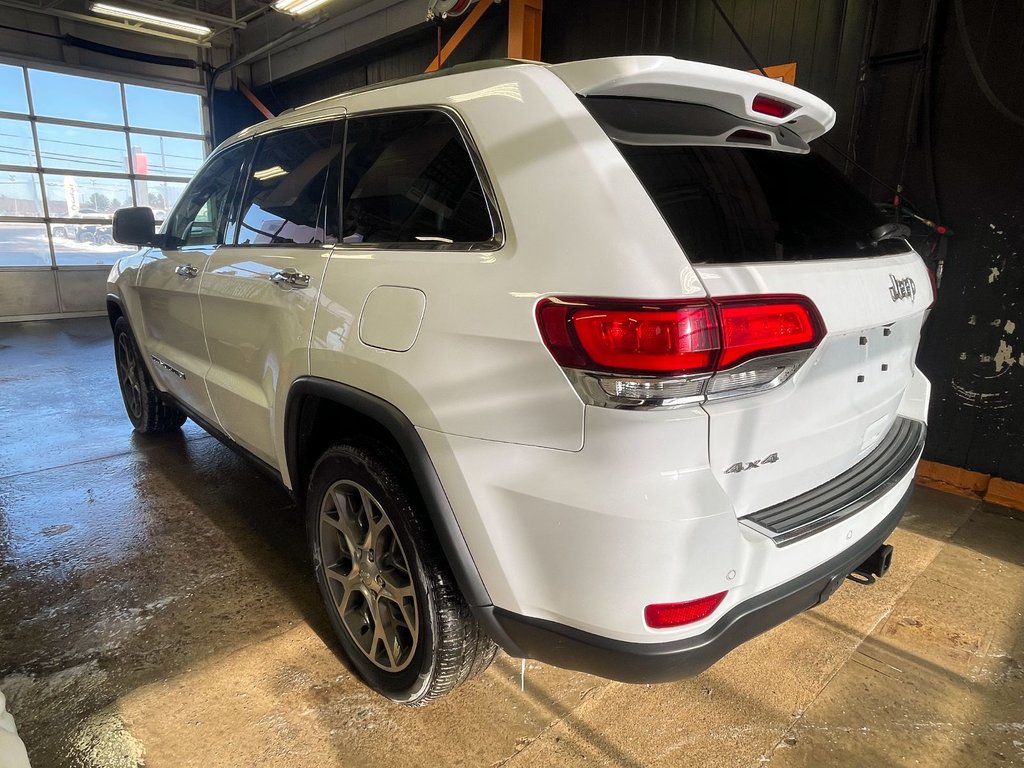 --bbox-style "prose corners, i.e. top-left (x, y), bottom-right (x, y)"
top-left (1, 317), bottom-right (1022, 768)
